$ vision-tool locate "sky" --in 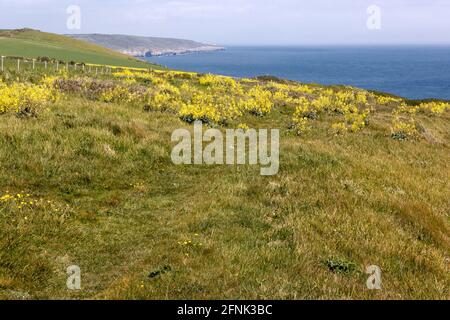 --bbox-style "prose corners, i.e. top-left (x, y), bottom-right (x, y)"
top-left (1, 0), bottom-right (449, 45)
